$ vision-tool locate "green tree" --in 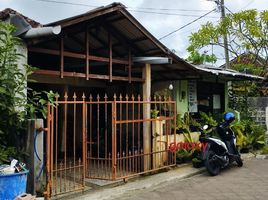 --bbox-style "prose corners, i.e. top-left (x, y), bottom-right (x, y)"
top-left (0, 21), bottom-right (58, 163)
top-left (186, 50), bottom-right (217, 65)
top-left (187, 9), bottom-right (268, 116)
top-left (187, 9), bottom-right (268, 68)
top-left (0, 21), bottom-right (32, 163)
